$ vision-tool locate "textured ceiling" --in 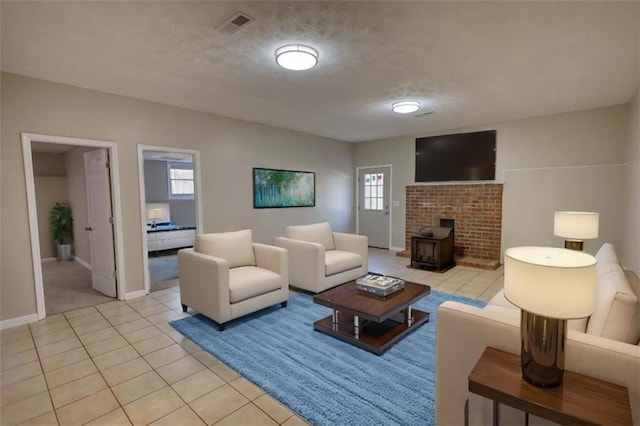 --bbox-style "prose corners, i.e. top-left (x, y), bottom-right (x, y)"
top-left (2, 1), bottom-right (638, 142)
